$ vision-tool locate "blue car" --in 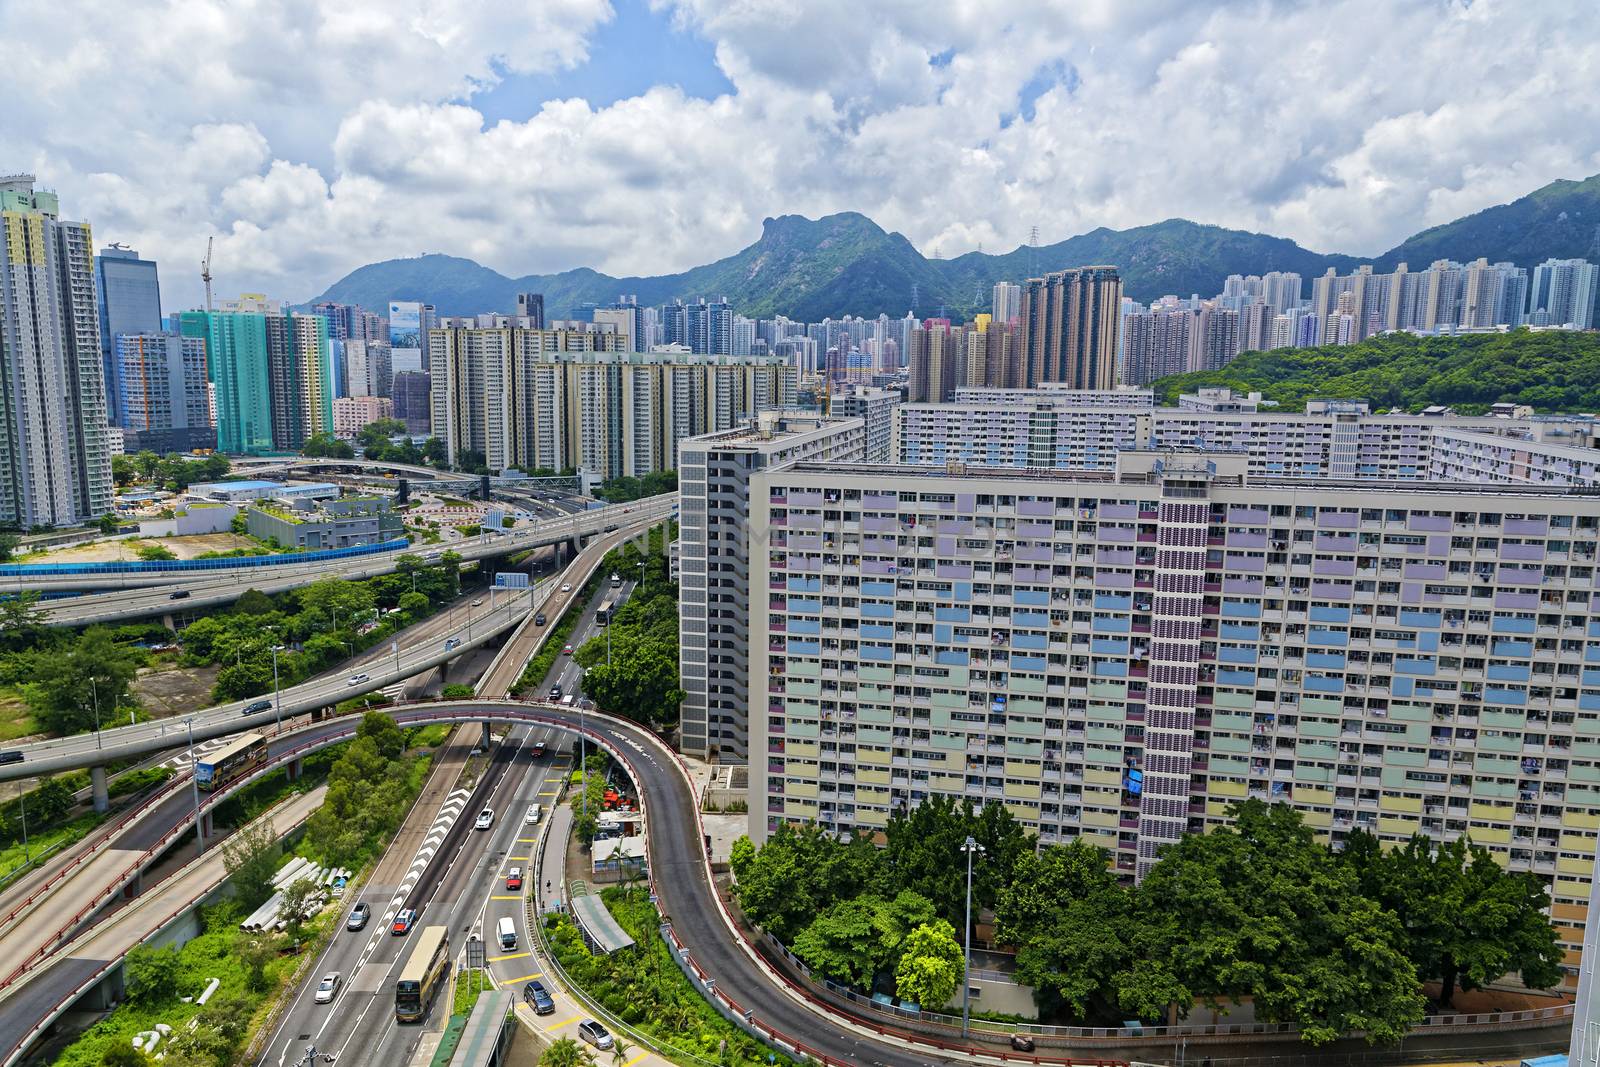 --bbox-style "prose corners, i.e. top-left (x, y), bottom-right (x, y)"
top-left (523, 980), bottom-right (555, 1015)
